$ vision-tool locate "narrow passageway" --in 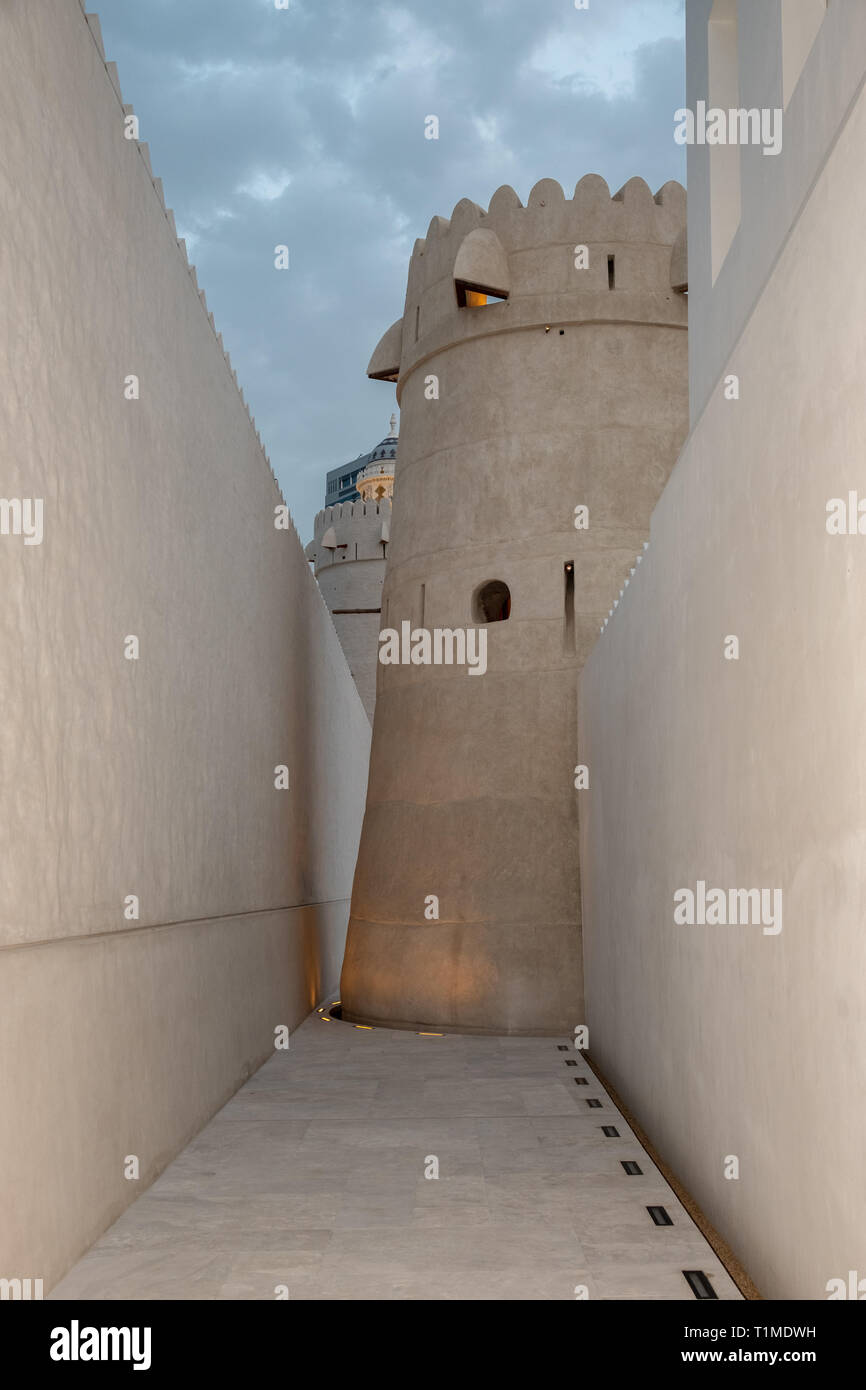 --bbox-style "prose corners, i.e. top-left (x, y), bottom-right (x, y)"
top-left (51, 1010), bottom-right (742, 1301)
